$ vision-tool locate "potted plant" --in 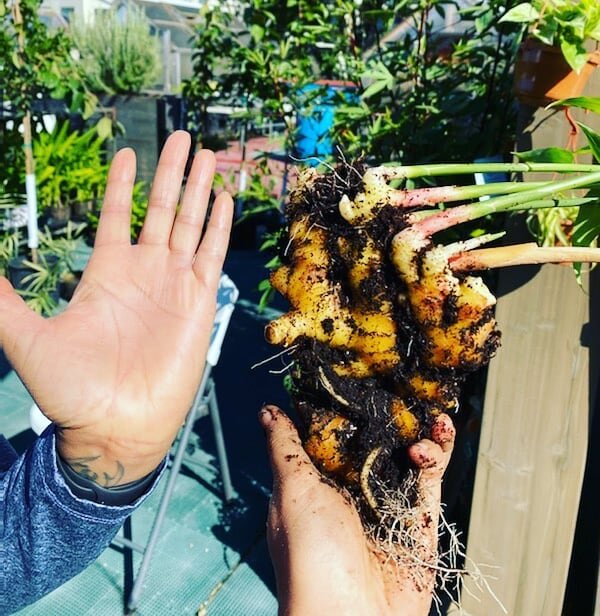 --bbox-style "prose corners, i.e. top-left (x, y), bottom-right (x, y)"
top-left (34, 121), bottom-right (109, 224)
top-left (1, 220), bottom-right (84, 315)
top-left (67, 159), bottom-right (108, 221)
top-left (501, 0), bottom-right (600, 106)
